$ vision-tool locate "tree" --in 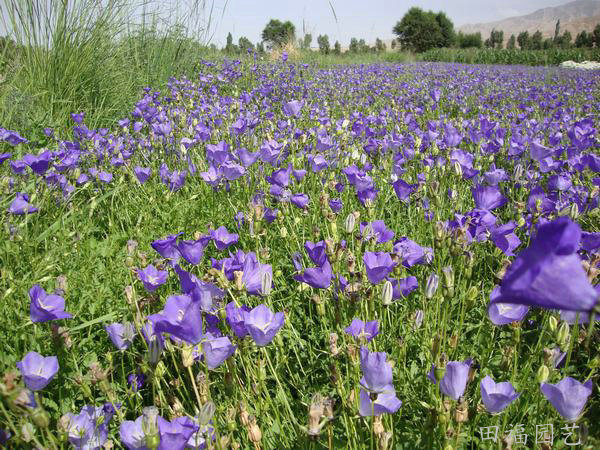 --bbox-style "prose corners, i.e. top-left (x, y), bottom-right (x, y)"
top-left (517, 31), bottom-right (530, 50)
top-left (593, 23), bottom-right (600, 47)
top-left (225, 32), bottom-right (237, 54)
top-left (256, 42), bottom-right (265, 54)
top-left (333, 41), bottom-right (341, 55)
top-left (530, 30), bottom-right (543, 50)
top-left (261, 19), bottom-right (295, 48)
top-left (301, 33), bottom-right (312, 50)
top-left (543, 38), bottom-right (554, 49)
top-left (506, 34), bottom-right (516, 49)
top-left (375, 38), bottom-right (386, 53)
top-left (554, 20), bottom-right (561, 43)
top-left (392, 7), bottom-right (455, 52)
top-left (358, 39), bottom-right (368, 53)
top-left (457, 32), bottom-right (482, 48)
top-left (559, 30), bottom-right (572, 48)
top-left (435, 12), bottom-right (456, 47)
top-left (238, 36), bottom-right (254, 53)
top-left (349, 37), bottom-right (359, 53)
top-left (317, 34), bottom-right (330, 54)
top-left (575, 30), bottom-right (594, 48)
